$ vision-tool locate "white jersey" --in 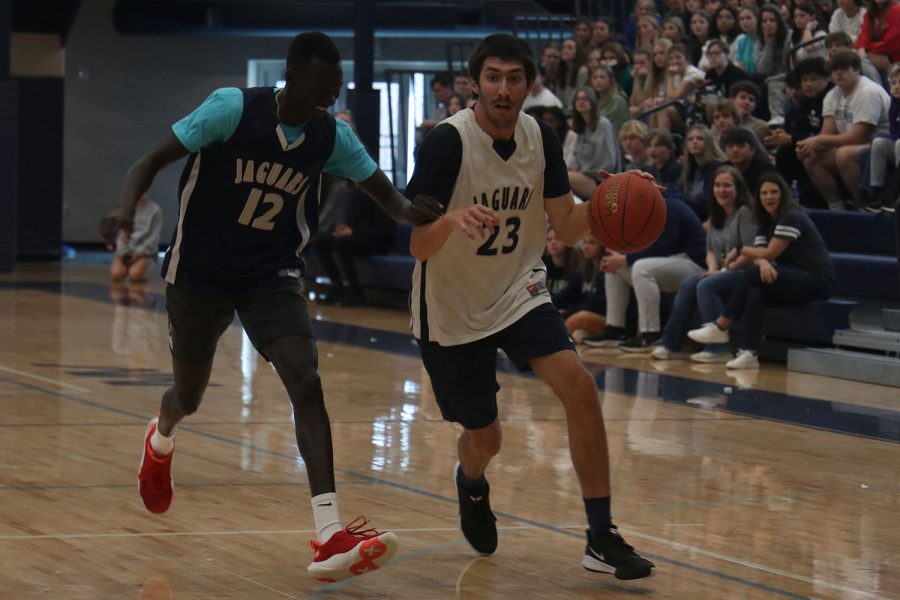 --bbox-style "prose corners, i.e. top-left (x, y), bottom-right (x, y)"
top-left (410, 109), bottom-right (553, 346)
